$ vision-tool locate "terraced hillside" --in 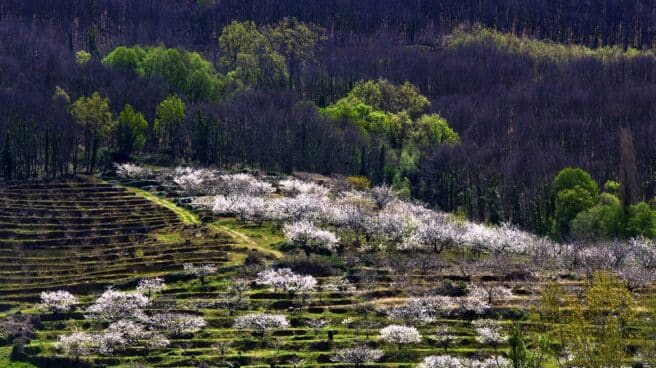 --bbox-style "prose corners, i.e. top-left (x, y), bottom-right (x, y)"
top-left (3, 170), bottom-right (653, 368)
top-left (0, 179), bottom-right (233, 312)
